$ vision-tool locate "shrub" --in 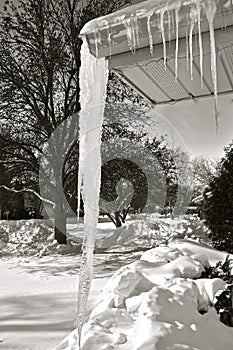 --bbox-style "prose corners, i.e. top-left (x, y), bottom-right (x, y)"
top-left (205, 142), bottom-right (233, 252)
top-left (201, 255), bottom-right (233, 327)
